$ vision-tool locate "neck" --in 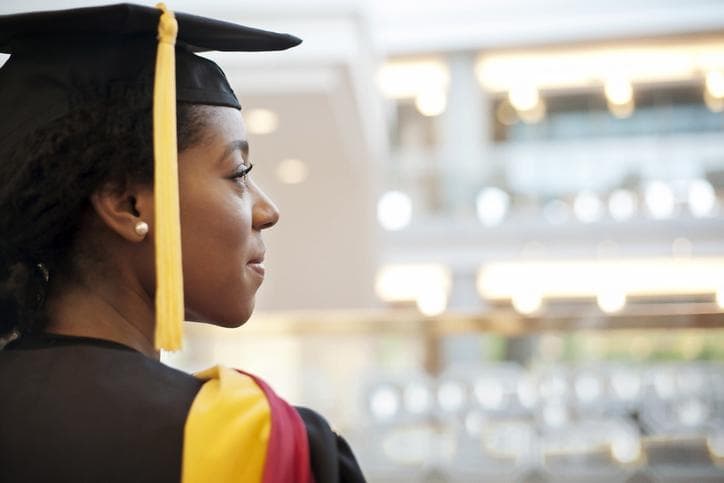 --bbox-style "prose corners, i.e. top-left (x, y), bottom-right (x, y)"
top-left (45, 276), bottom-right (159, 359)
